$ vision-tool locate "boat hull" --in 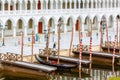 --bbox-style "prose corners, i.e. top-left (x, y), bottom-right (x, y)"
top-left (72, 51), bottom-right (120, 66)
top-left (35, 54), bottom-right (77, 70)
